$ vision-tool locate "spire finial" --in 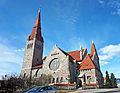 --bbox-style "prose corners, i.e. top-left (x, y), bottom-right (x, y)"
top-left (38, 8), bottom-right (40, 13)
top-left (92, 40), bottom-right (94, 44)
top-left (80, 45), bottom-right (82, 50)
top-left (55, 44), bottom-right (58, 47)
